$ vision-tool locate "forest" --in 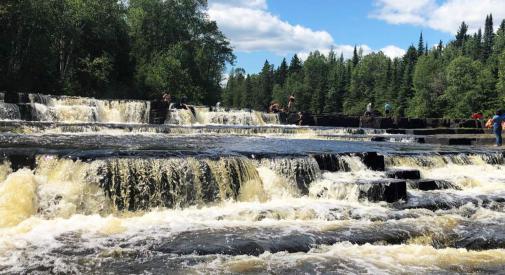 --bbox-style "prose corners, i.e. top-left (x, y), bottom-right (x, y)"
top-left (223, 15), bottom-right (505, 118)
top-left (0, 0), bottom-right (234, 103)
top-left (2, 1), bottom-right (505, 118)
